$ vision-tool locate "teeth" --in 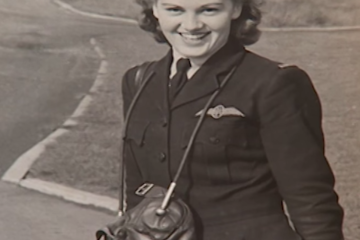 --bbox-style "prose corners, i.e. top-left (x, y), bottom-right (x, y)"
top-left (181, 33), bottom-right (208, 40)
